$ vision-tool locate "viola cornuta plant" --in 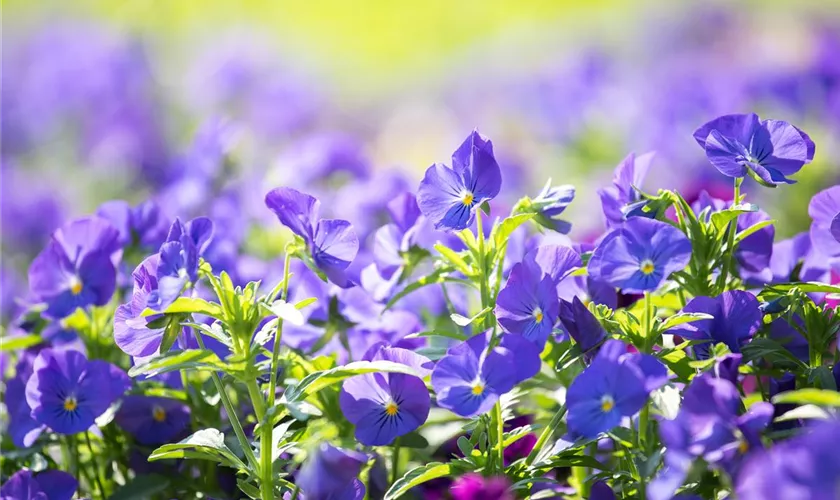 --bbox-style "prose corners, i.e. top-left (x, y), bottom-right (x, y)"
top-left (5, 118), bottom-right (840, 500)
